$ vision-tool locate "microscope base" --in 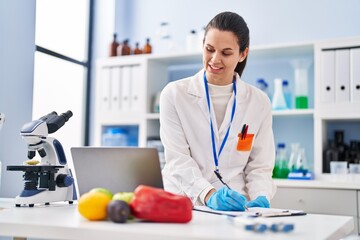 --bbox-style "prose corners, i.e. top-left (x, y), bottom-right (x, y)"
top-left (14, 187), bottom-right (75, 207)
